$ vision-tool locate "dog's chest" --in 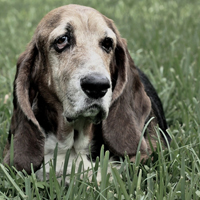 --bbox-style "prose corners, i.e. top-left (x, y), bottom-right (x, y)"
top-left (45, 129), bottom-right (90, 157)
top-left (36, 129), bottom-right (91, 180)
